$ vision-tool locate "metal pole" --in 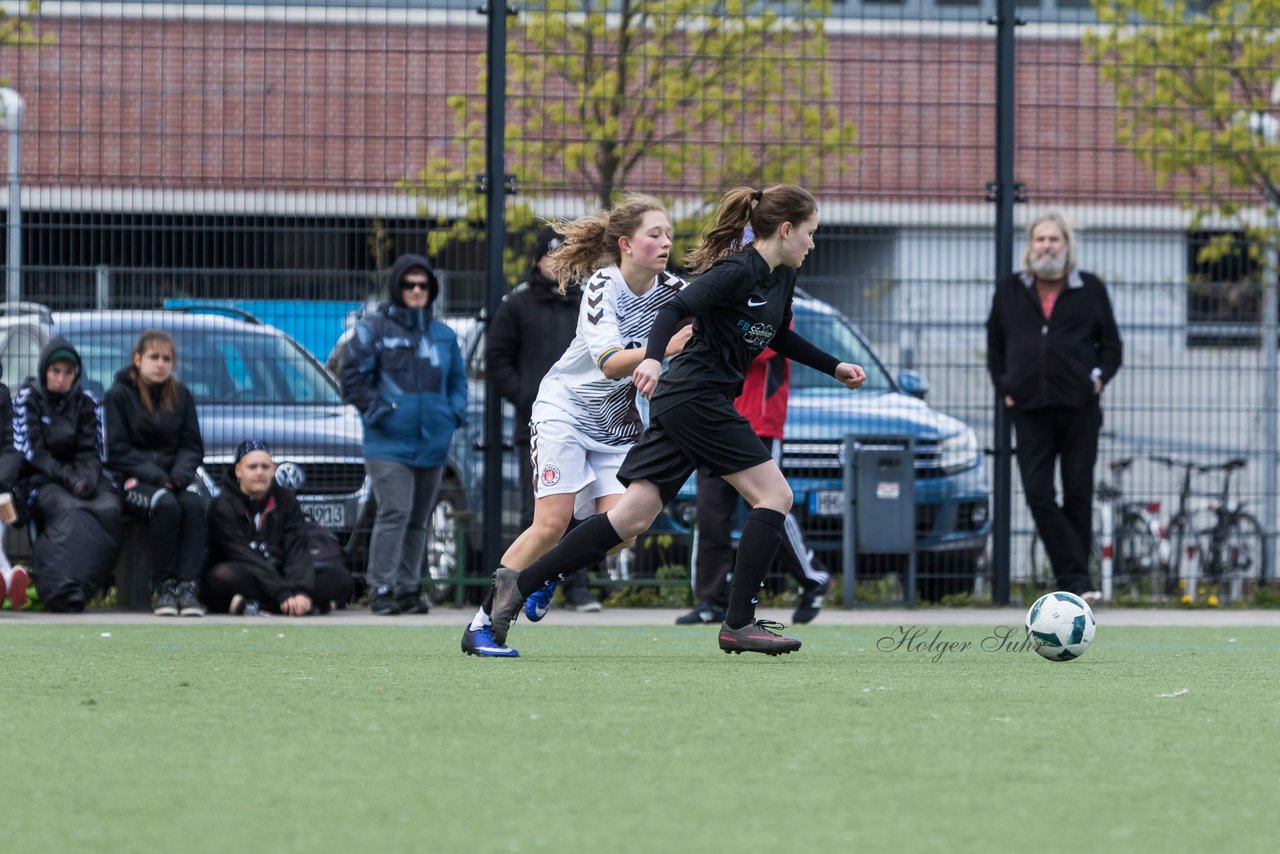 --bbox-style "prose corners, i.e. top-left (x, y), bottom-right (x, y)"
top-left (0, 88), bottom-right (23, 304)
top-left (1264, 198), bottom-right (1278, 583)
top-left (481, 4), bottom-right (510, 578)
top-left (990, 1), bottom-right (1021, 606)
